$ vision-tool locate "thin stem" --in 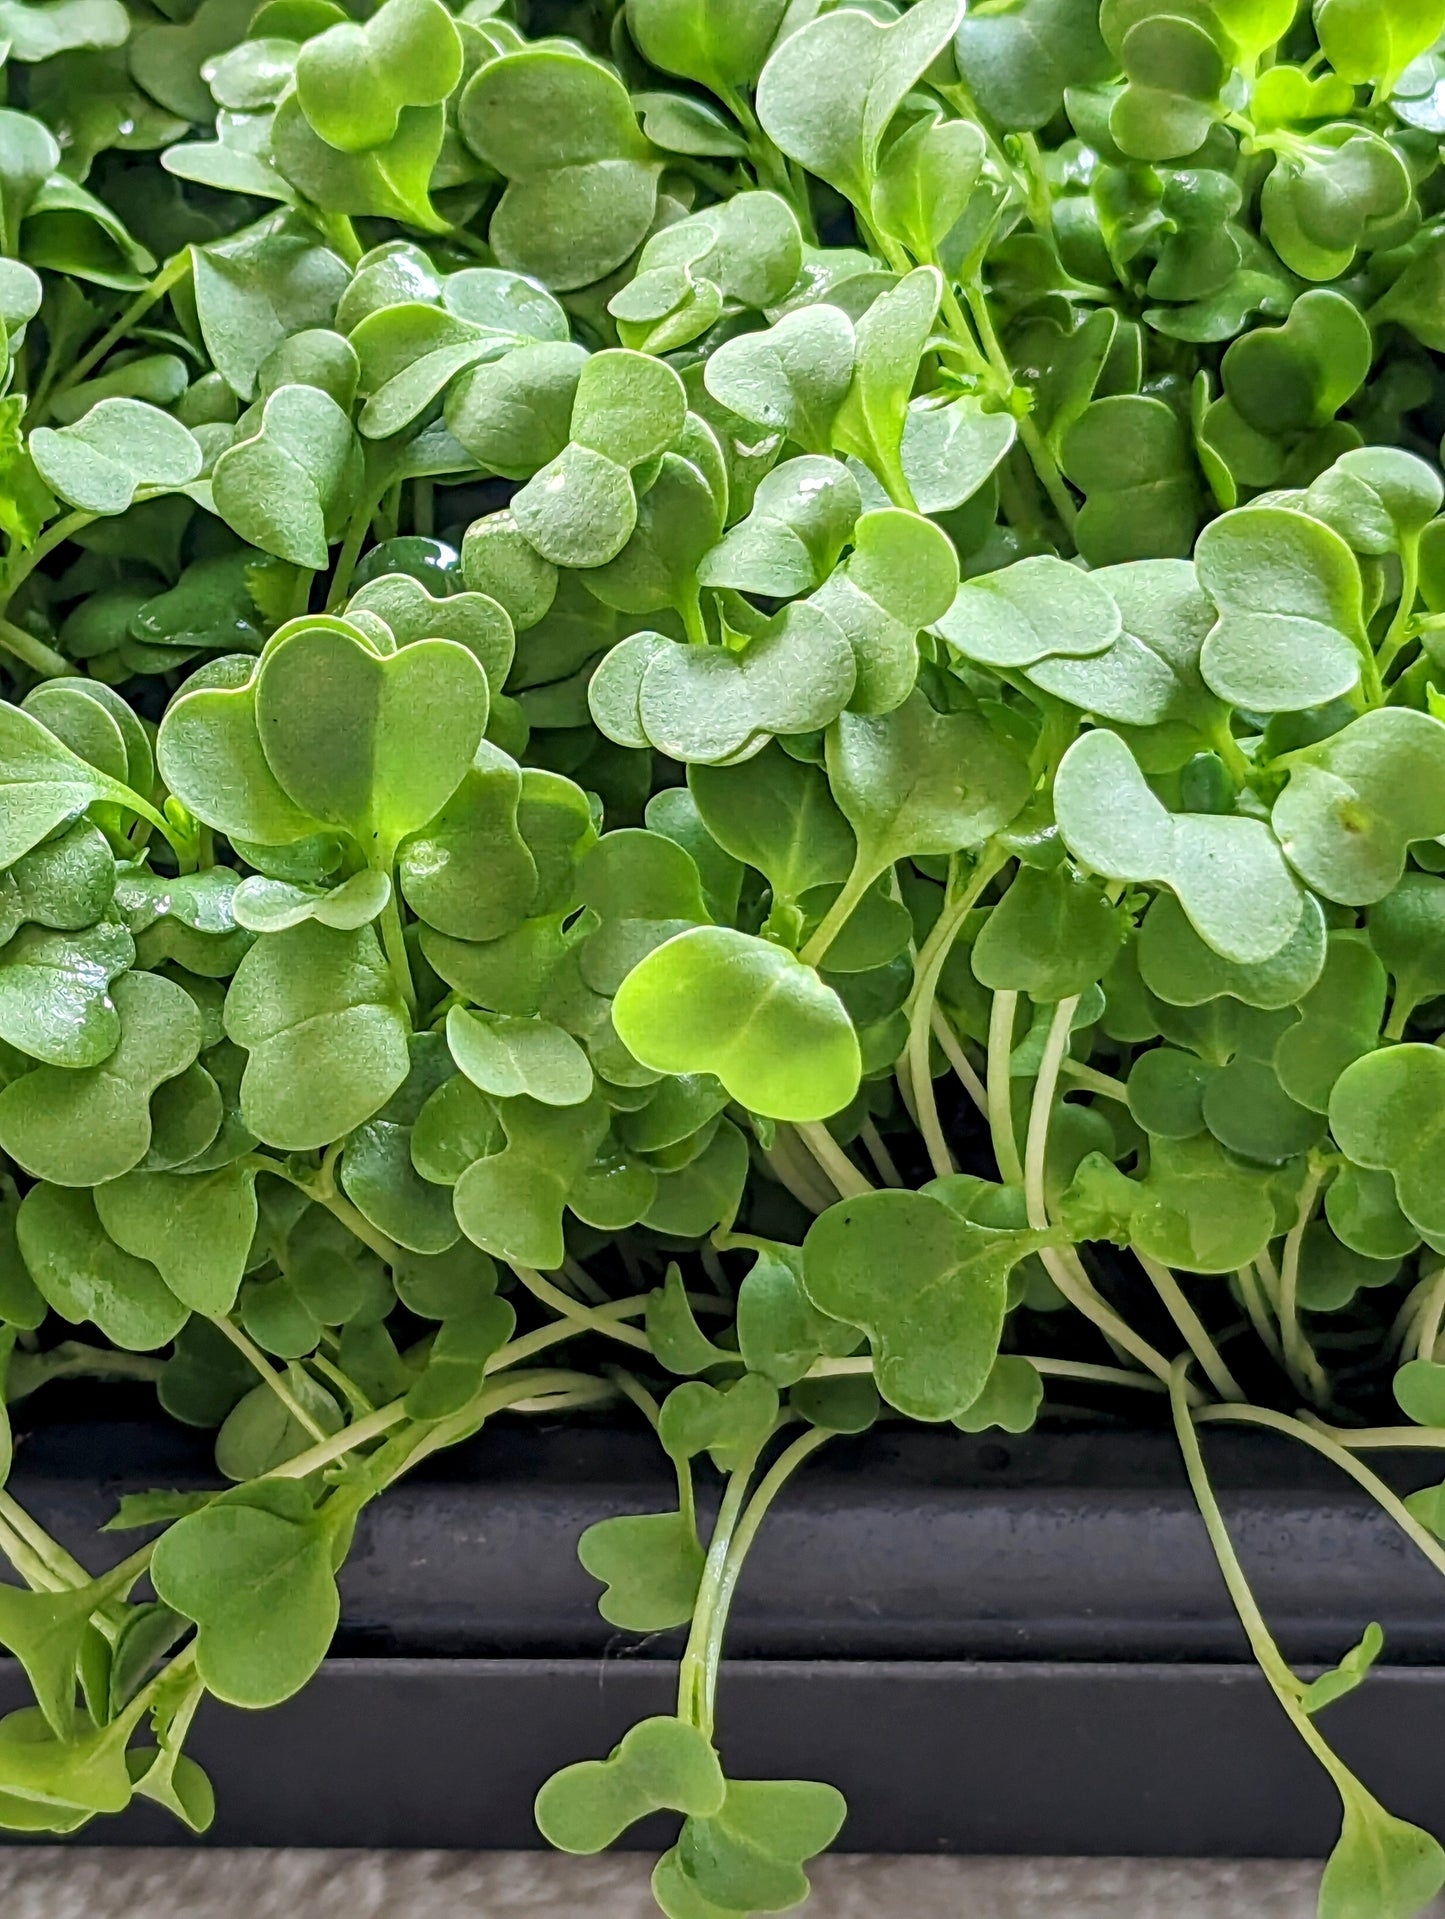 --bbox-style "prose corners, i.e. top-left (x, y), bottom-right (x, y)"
top-left (806, 1353), bottom-right (1167, 1394)
top-left (325, 495), bottom-right (374, 611)
top-left (792, 1121), bottom-right (873, 1200)
top-left (1196, 1402), bottom-right (1445, 1587)
top-left (376, 872), bottom-right (417, 1020)
top-left (209, 1315), bottom-right (329, 1442)
top-left (1136, 1252), bottom-right (1244, 1402)
top-left (33, 252), bottom-right (191, 417)
top-left (798, 853), bottom-right (879, 969)
top-left (1022, 994), bottom-right (1080, 1231)
top-left (0, 1514), bottom-right (64, 1593)
top-left (0, 614), bottom-right (68, 679)
top-left (961, 280), bottom-right (1077, 539)
top-left (986, 989), bottom-right (1024, 1185)
top-left (1236, 1263), bottom-right (1286, 1368)
top-left (1300, 1419), bottom-right (1445, 1450)
top-left (1278, 1168), bottom-right (1328, 1406)
top-left (1376, 538), bottom-right (1419, 687)
top-left (859, 1118), bottom-right (903, 1187)
top-left (489, 1297), bottom-right (649, 1372)
top-left (906, 848), bottom-right (1006, 1178)
top-left (1059, 1058), bottom-right (1129, 1102)
top-left (1170, 1363), bottom-right (1347, 1782)
top-left (698, 1429), bottom-right (829, 1725)
top-left (677, 1454), bottom-right (762, 1737)
top-left (763, 1131), bottom-right (835, 1214)
top-left (508, 1264), bottom-right (653, 1352)
top-left (1413, 1264), bottom-right (1445, 1363)
top-left (1042, 1244), bottom-right (1187, 1393)
top-left (3, 508), bottom-right (98, 599)
top-left (0, 1491), bottom-right (90, 1590)
top-left (931, 1005), bottom-right (988, 1115)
